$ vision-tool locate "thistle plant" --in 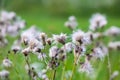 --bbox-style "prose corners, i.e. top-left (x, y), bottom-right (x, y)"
top-left (0, 10), bottom-right (120, 80)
